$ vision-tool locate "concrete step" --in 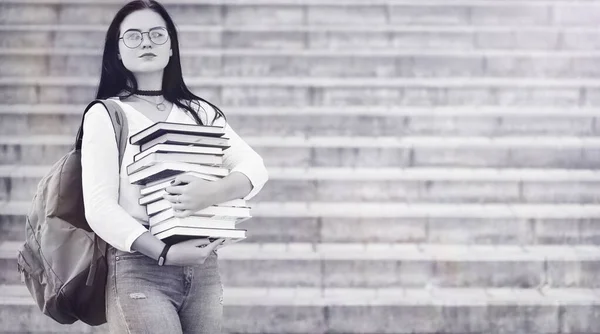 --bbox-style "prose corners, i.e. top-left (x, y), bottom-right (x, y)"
top-left (259, 167), bottom-right (600, 205)
top-left (3, 1), bottom-right (600, 28)
top-left (6, 201), bottom-right (600, 219)
top-left (8, 47), bottom-right (600, 57)
top-left (1, 104), bottom-right (599, 137)
top-left (7, 103), bottom-right (600, 114)
top-left (4, 208), bottom-right (600, 246)
top-left (3, 241), bottom-right (600, 288)
top-left (2, 214), bottom-right (600, 247)
top-left (6, 49), bottom-right (600, 78)
top-left (10, 76), bottom-right (600, 87)
top-left (3, 165), bottom-right (600, 204)
top-left (2, 103), bottom-right (598, 118)
top-left (3, 201), bottom-right (600, 244)
top-left (2, 76), bottom-right (600, 106)
top-left (3, 24), bottom-right (600, 51)
top-left (1, 135), bottom-right (599, 168)
top-left (1, 284), bottom-right (599, 333)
